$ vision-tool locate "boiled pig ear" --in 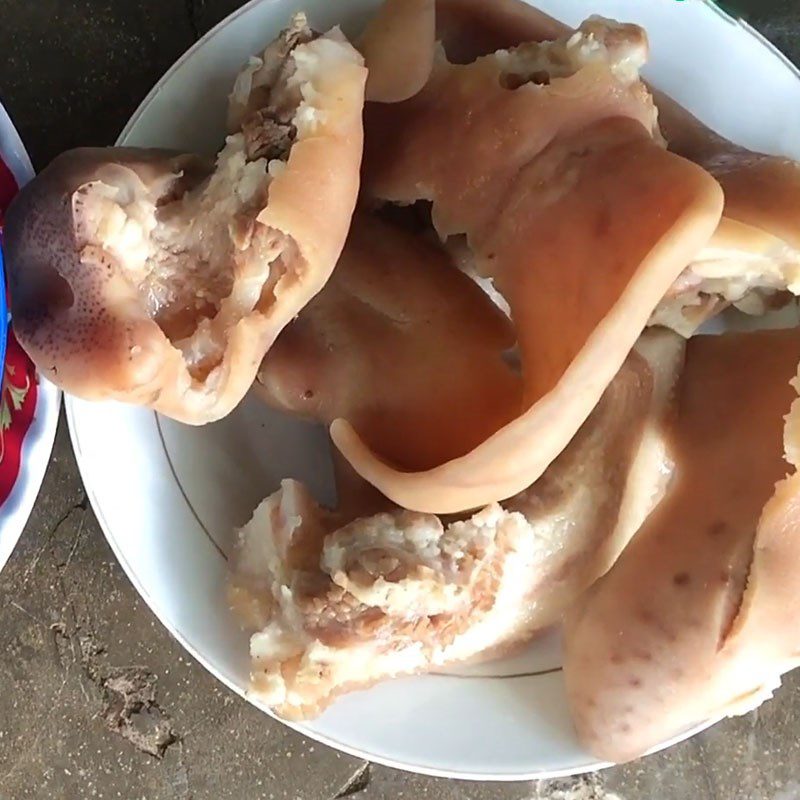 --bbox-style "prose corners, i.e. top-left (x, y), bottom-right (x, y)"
top-left (4, 20), bottom-right (367, 425)
top-left (564, 327), bottom-right (800, 764)
top-left (343, 20), bottom-right (723, 514)
top-left (359, 0), bottom-right (436, 102)
top-left (432, 0), bottom-right (800, 336)
top-left (256, 211), bottom-right (522, 473)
